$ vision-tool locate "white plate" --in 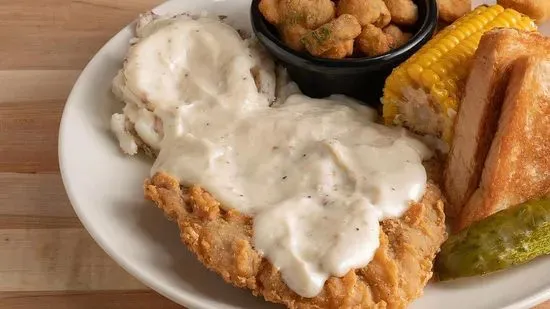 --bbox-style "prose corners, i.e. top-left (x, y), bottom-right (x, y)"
top-left (58, 0), bottom-right (550, 308)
